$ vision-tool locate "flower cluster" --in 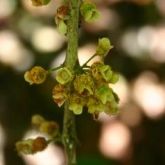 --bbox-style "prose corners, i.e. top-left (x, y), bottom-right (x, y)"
top-left (16, 115), bottom-right (59, 154)
top-left (52, 62), bottom-right (119, 116)
top-left (23, 37), bottom-right (119, 117)
top-left (52, 37), bottom-right (119, 117)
